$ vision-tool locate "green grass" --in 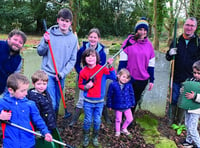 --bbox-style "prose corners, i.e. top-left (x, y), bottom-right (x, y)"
top-left (136, 114), bottom-right (177, 148)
